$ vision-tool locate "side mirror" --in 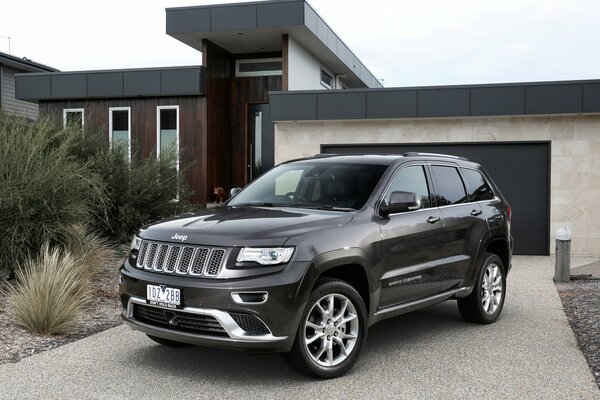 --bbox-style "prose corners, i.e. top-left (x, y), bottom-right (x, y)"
top-left (229, 187), bottom-right (242, 198)
top-left (380, 191), bottom-right (420, 216)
